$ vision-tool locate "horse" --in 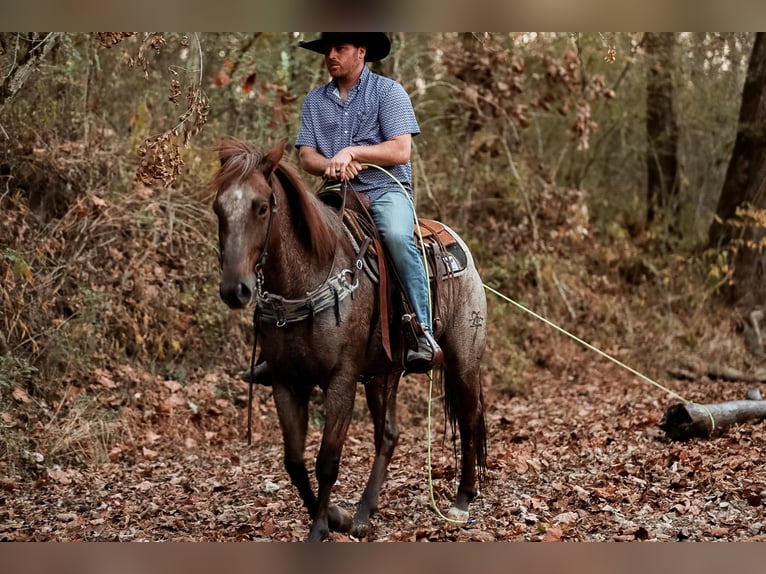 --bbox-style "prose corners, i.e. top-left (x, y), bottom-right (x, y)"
top-left (212, 137), bottom-right (488, 542)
